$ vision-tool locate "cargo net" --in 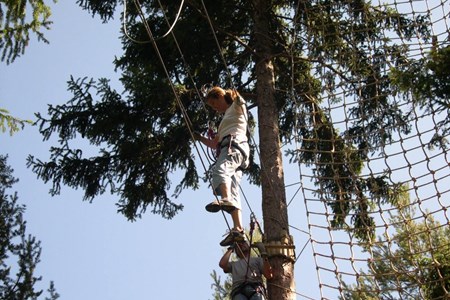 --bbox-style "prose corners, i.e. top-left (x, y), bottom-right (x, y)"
top-left (285, 0), bottom-right (450, 299)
